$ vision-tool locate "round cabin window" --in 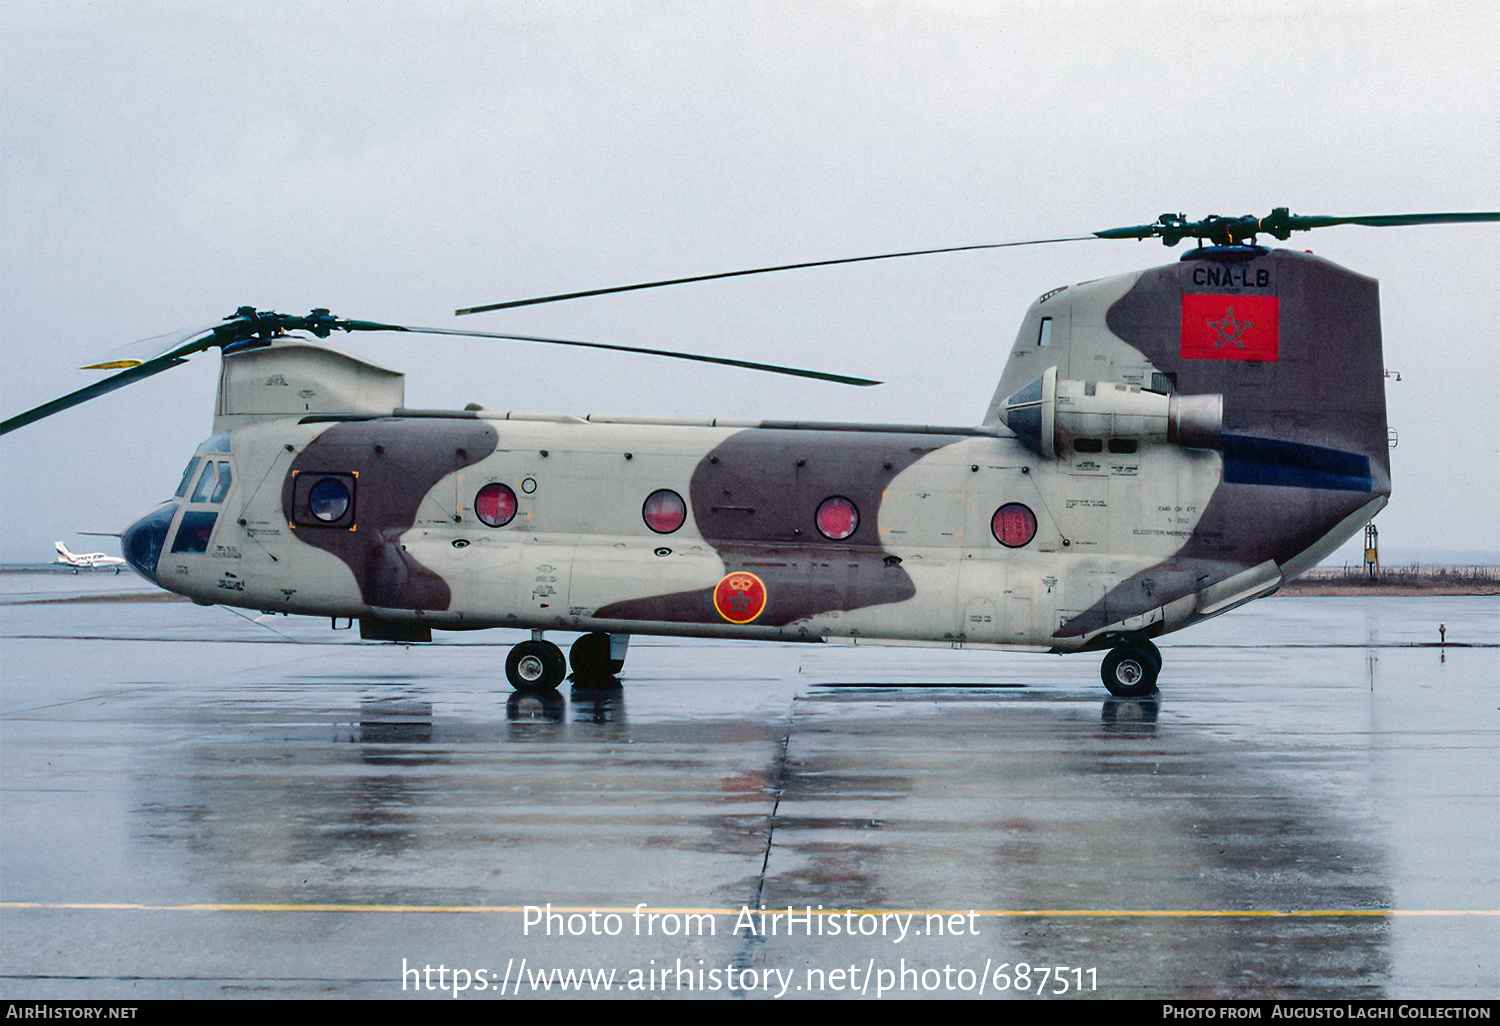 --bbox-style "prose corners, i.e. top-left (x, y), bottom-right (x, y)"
top-left (991, 503), bottom-right (1038, 548)
top-left (815, 496), bottom-right (860, 541)
top-left (308, 477), bottom-right (350, 523)
top-left (642, 489), bottom-right (687, 534)
top-left (476, 482), bottom-right (518, 527)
